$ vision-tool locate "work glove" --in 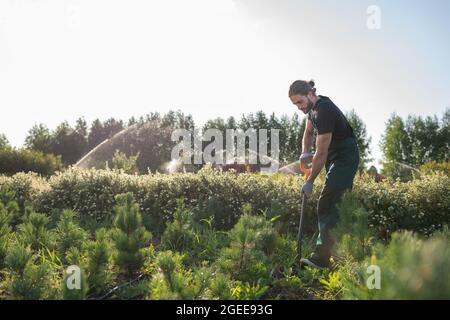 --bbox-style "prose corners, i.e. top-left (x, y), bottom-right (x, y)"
top-left (299, 152), bottom-right (314, 164)
top-left (302, 180), bottom-right (314, 198)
